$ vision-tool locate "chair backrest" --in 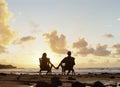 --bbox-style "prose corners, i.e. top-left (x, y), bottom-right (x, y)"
top-left (40, 58), bottom-right (49, 69)
top-left (61, 63), bottom-right (73, 70)
top-left (39, 58), bottom-right (52, 75)
top-left (61, 57), bottom-right (75, 70)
